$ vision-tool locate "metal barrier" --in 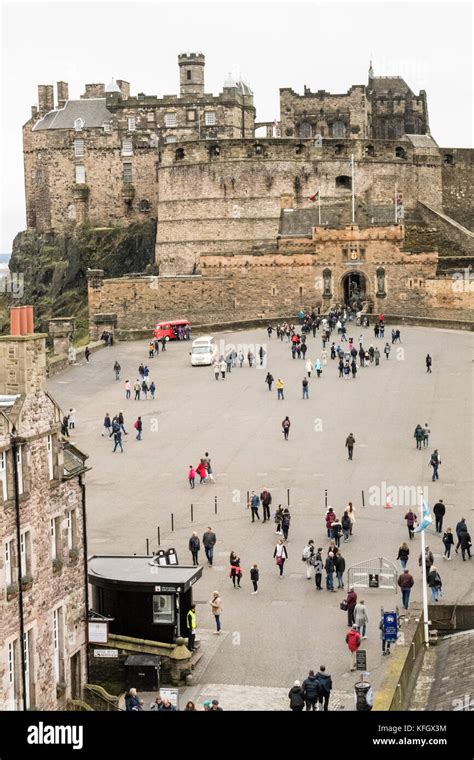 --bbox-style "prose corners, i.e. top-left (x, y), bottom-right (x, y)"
top-left (347, 557), bottom-right (398, 592)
